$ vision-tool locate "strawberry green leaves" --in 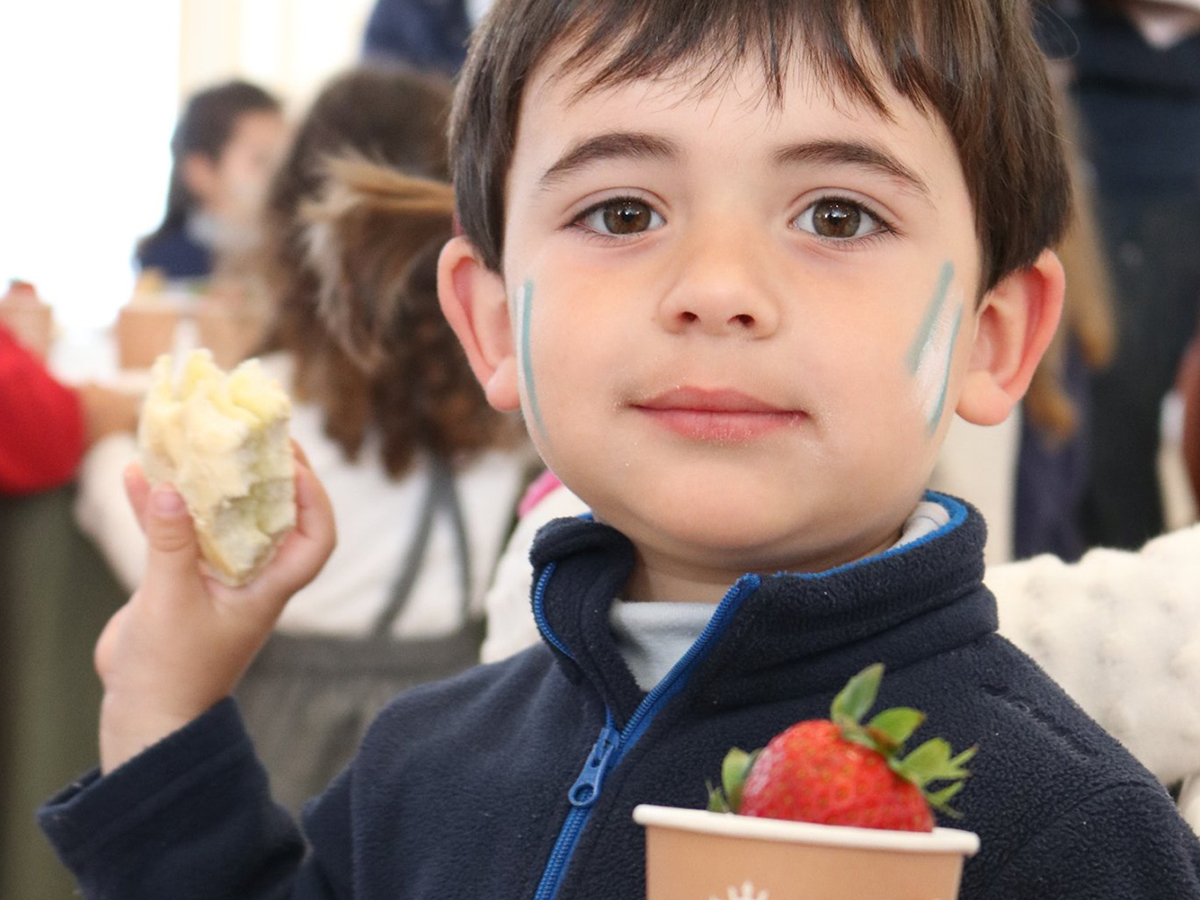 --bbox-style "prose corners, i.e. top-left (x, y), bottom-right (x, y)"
top-left (707, 748), bottom-right (759, 813)
top-left (891, 738), bottom-right (977, 816)
top-left (830, 662), bottom-right (885, 726)
top-left (708, 664), bottom-right (976, 827)
top-left (832, 663), bottom-right (925, 754)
